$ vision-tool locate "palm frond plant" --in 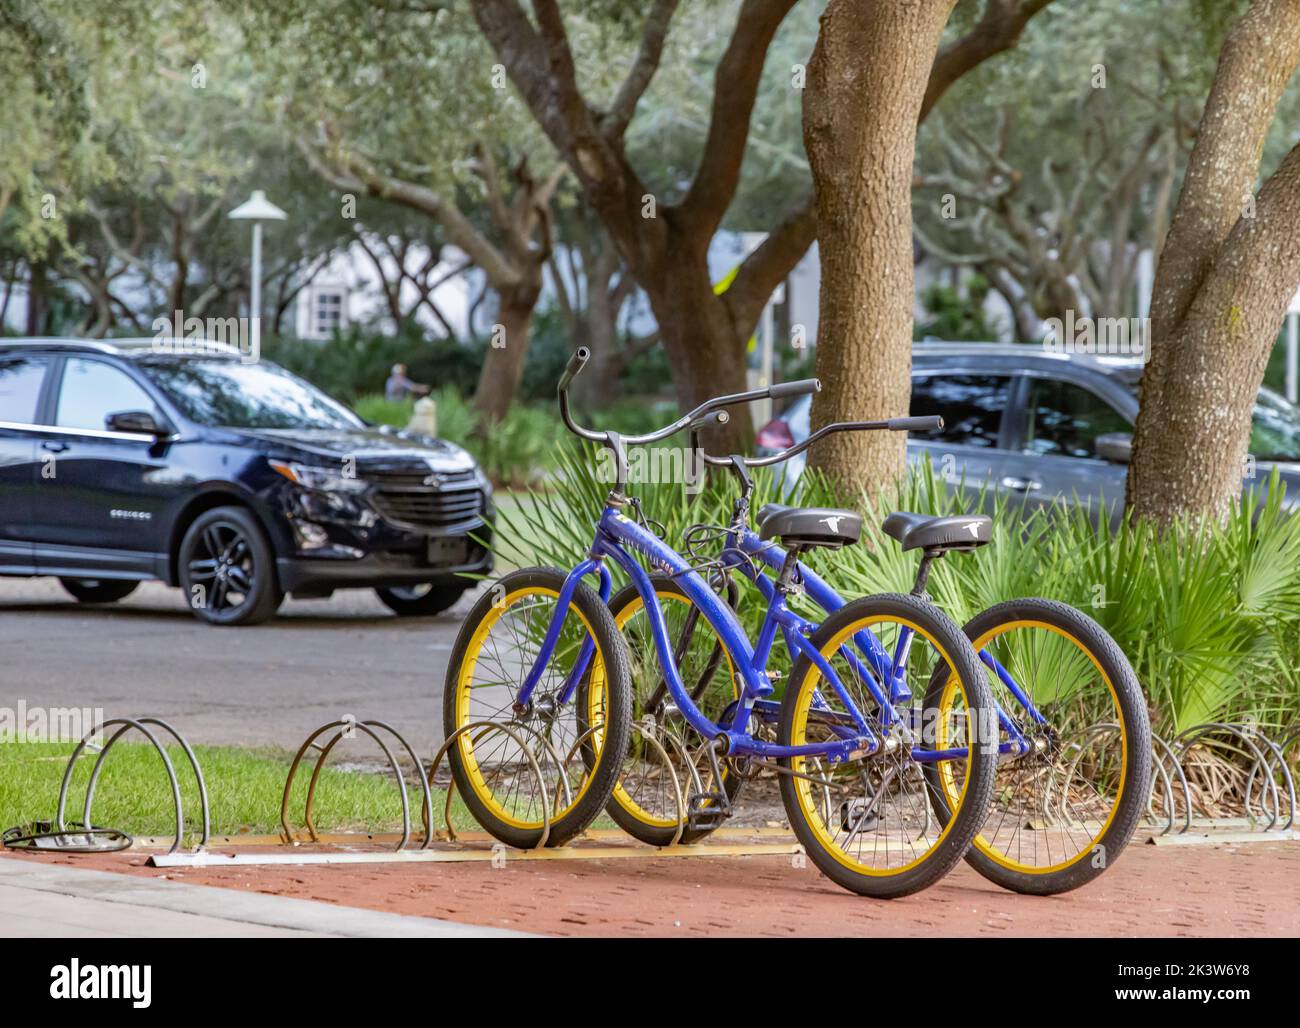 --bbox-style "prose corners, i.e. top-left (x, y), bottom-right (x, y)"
top-left (488, 448), bottom-right (1300, 747)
